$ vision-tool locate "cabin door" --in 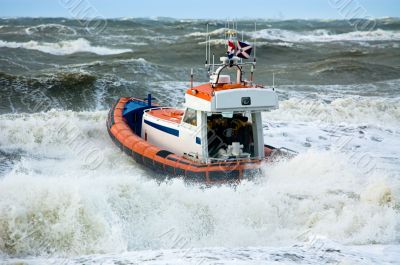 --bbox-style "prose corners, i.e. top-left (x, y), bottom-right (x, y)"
top-left (180, 108), bottom-right (203, 160)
